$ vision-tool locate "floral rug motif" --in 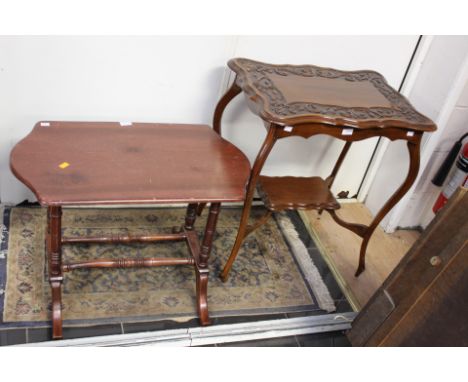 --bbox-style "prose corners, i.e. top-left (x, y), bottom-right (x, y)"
top-left (2, 207), bottom-right (334, 327)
